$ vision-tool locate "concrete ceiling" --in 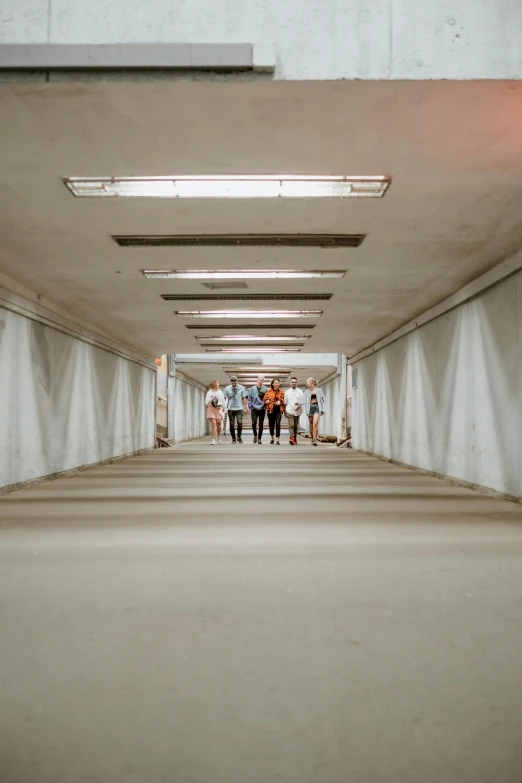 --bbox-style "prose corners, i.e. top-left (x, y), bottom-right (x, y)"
top-left (1, 79), bottom-right (522, 359)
